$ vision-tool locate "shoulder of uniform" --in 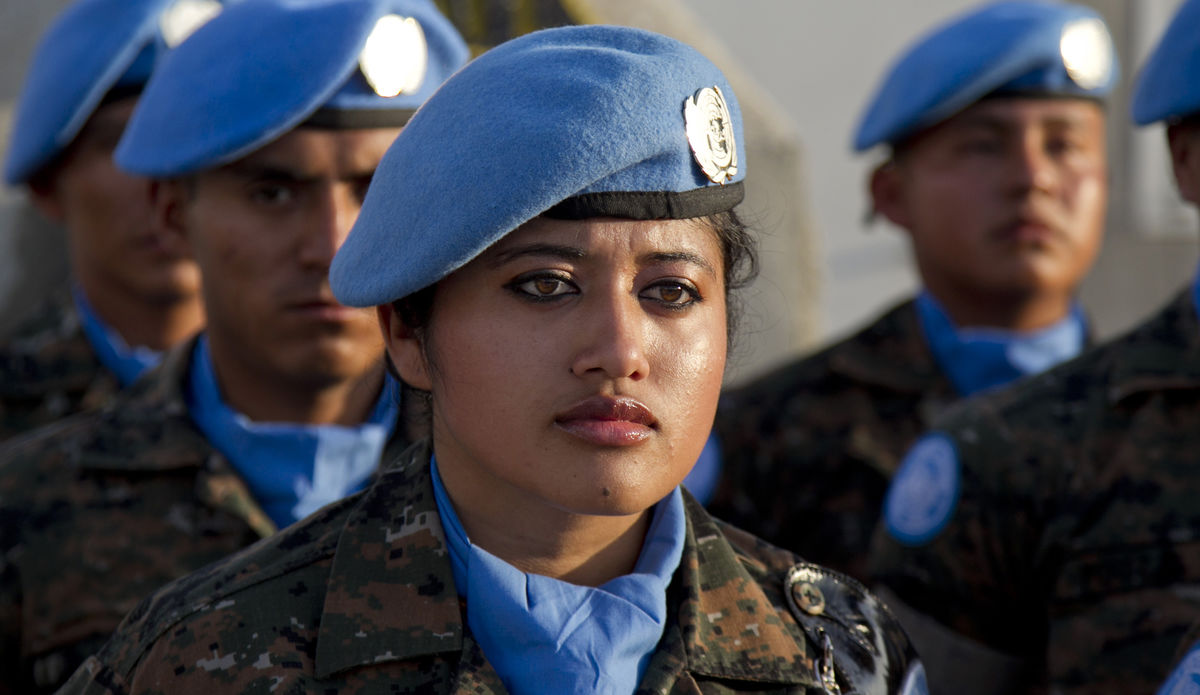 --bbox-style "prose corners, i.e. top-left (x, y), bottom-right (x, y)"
top-left (0, 411), bottom-right (107, 487)
top-left (98, 497), bottom-right (355, 676)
